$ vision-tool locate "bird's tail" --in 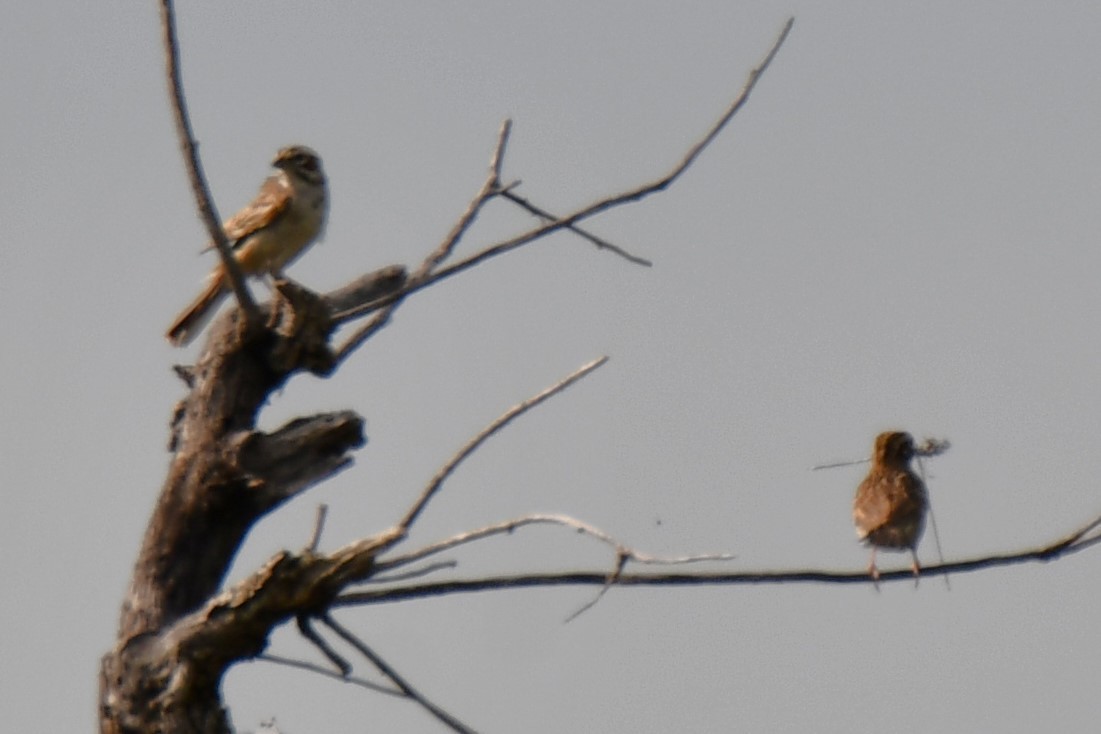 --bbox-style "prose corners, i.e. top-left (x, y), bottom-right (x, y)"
top-left (165, 275), bottom-right (229, 346)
